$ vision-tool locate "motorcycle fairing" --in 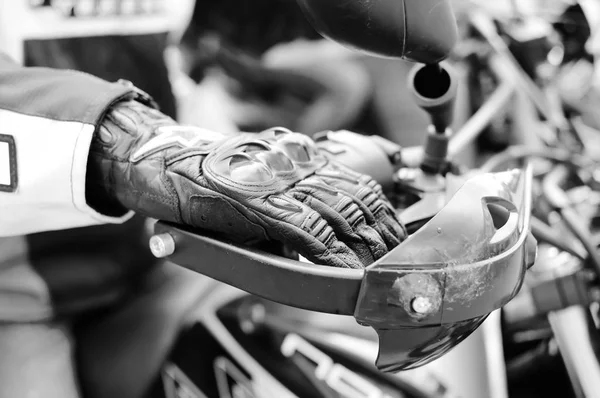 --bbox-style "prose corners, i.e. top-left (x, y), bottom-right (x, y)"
top-left (145, 285), bottom-right (444, 398)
